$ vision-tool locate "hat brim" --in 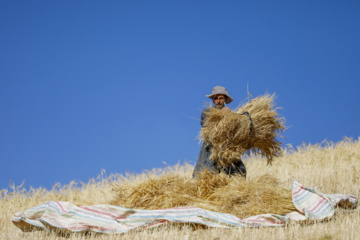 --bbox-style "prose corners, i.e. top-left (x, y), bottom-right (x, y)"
top-left (206, 94), bottom-right (233, 104)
